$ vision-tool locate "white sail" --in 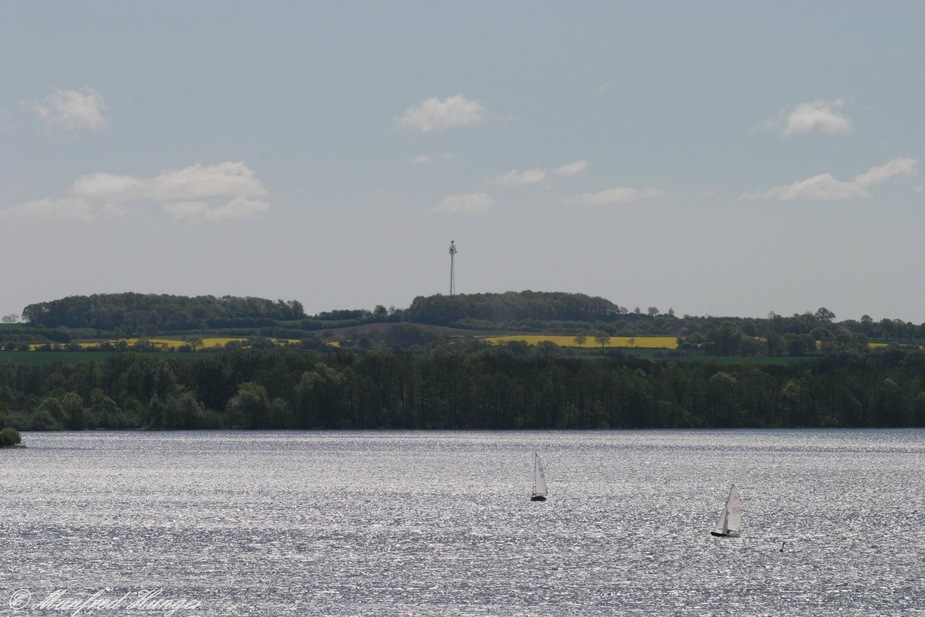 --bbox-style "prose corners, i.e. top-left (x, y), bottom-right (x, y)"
top-left (712, 508), bottom-right (729, 535)
top-left (533, 454), bottom-right (548, 498)
top-left (725, 485), bottom-right (742, 532)
top-left (711, 484), bottom-right (742, 536)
